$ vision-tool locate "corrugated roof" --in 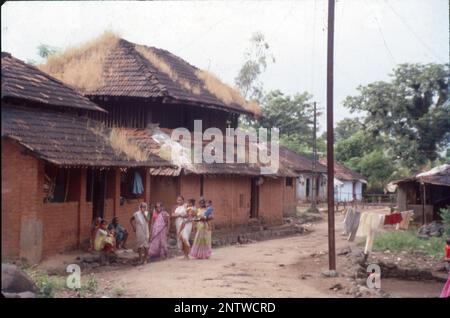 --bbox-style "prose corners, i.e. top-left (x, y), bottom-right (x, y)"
top-left (394, 164), bottom-right (450, 187)
top-left (1, 52), bottom-right (105, 112)
top-left (1, 105), bottom-right (174, 168)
